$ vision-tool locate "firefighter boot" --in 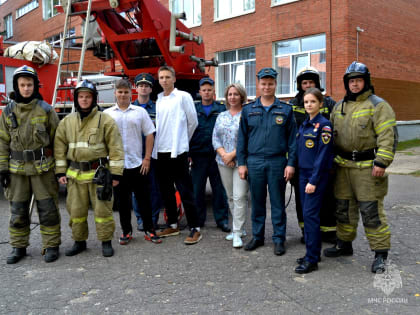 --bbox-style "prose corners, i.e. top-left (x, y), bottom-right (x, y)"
top-left (6, 247), bottom-right (26, 264)
top-left (44, 247), bottom-right (59, 263)
top-left (65, 241), bottom-right (87, 256)
top-left (323, 239), bottom-right (353, 257)
top-left (371, 250), bottom-right (388, 274)
top-left (102, 241), bottom-right (114, 257)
